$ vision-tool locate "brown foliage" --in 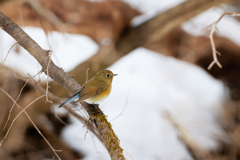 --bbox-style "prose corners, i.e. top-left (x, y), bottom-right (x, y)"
top-left (0, 0), bottom-right (140, 42)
